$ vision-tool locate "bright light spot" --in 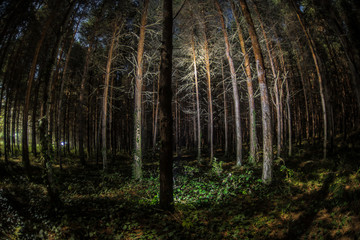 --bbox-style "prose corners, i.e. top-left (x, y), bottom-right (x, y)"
top-left (61, 142), bottom-right (65, 146)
